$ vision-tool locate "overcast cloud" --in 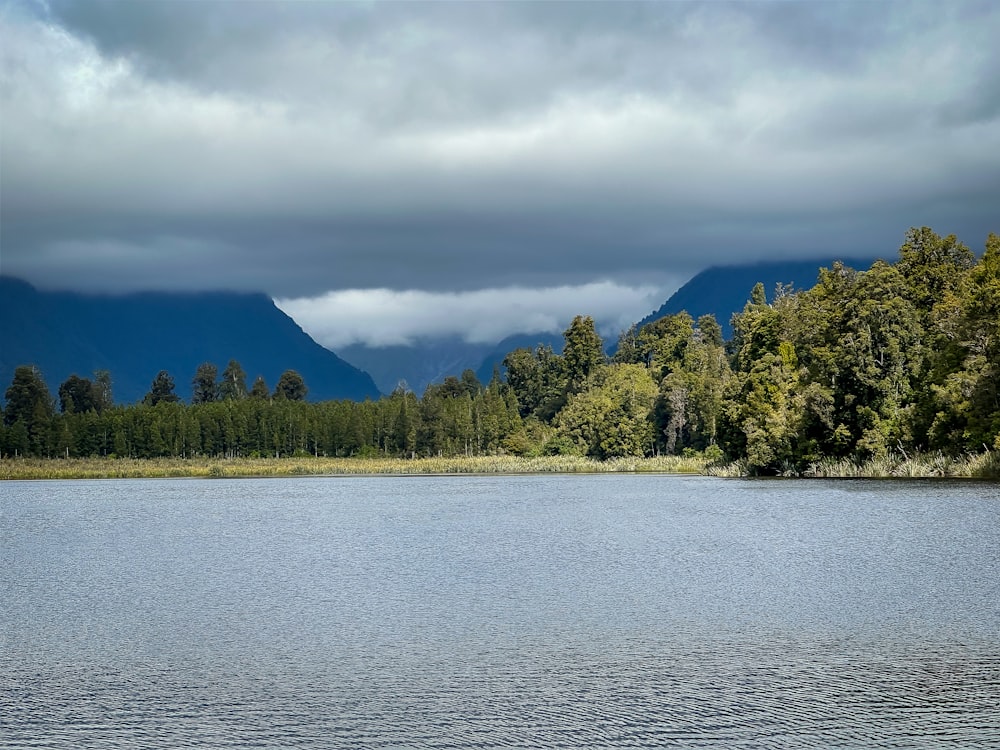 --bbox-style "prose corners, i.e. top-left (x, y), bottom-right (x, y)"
top-left (2, 0), bottom-right (998, 347)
